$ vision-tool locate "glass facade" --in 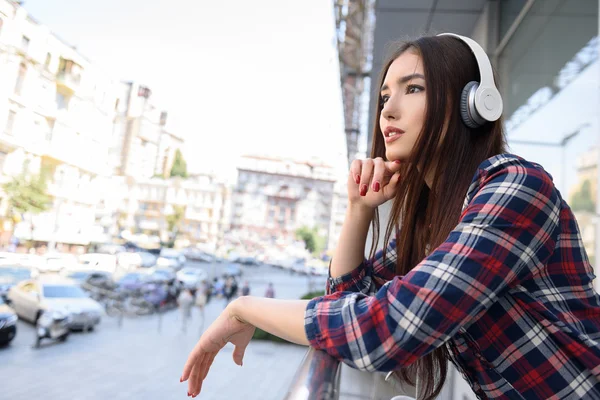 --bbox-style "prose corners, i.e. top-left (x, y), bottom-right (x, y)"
top-left (499, 0), bottom-right (600, 272)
